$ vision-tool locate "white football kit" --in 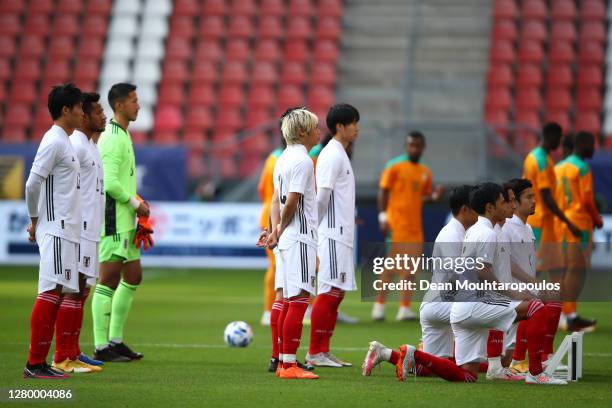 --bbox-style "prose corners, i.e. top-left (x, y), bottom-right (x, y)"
top-left (30, 125), bottom-right (82, 293)
top-left (316, 139), bottom-right (356, 294)
top-left (273, 144), bottom-right (318, 298)
top-left (70, 130), bottom-right (105, 287)
top-left (419, 216), bottom-right (466, 358)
